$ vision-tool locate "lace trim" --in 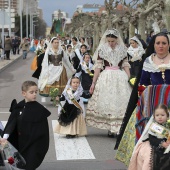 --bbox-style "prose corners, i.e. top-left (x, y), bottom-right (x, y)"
top-left (150, 146), bottom-right (154, 170)
top-left (93, 60), bottom-right (104, 70)
top-left (98, 43), bottom-right (127, 66)
top-left (143, 55), bottom-right (170, 72)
